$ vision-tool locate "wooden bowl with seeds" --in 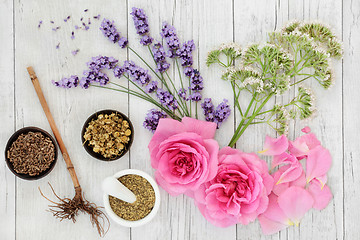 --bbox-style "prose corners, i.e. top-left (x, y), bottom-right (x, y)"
top-left (81, 109), bottom-right (134, 161)
top-left (4, 126), bottom-right (58, 180)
